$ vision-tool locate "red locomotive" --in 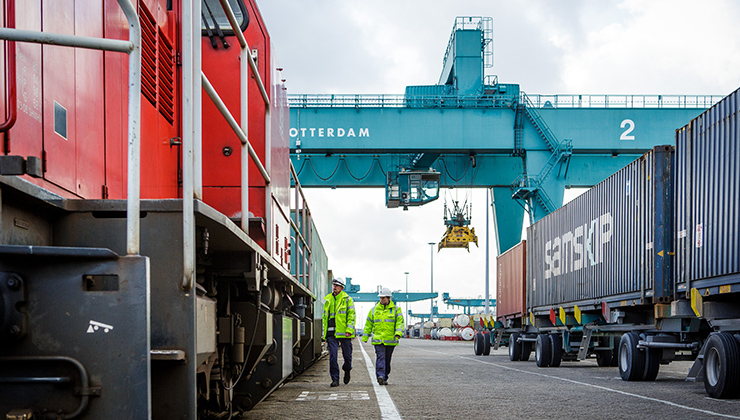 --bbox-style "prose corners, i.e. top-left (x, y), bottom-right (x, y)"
top-left (0, 0), bottom-right (326, 418)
